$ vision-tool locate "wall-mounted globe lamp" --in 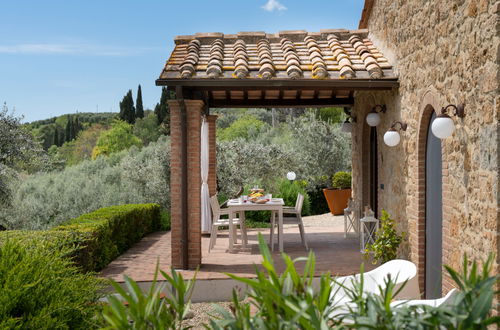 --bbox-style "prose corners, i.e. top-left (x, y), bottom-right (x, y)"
top-left (431, 104), bottom-right (465, 139)
top-left (384, 121), bottom-right (408, 147)
top-left (341, 107), bottom-right (356, 133)
top-left (366, 104), bottom-right (387, 127)
top-left (286, 171), bottom-right (296, 182)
